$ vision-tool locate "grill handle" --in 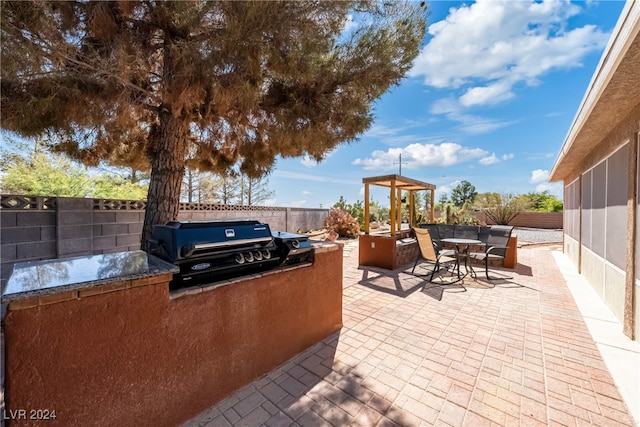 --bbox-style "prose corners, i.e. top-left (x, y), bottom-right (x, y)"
top-left (181, 236), bottom-right (274, 258)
